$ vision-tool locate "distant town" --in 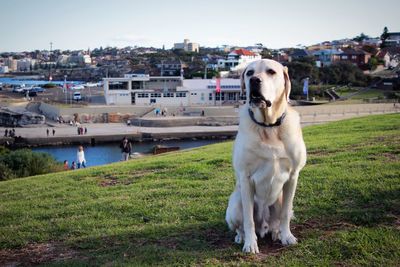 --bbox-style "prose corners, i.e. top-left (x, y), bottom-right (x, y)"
top-left (0, 28), bottom-right (399, 128)
top-left (1, 29), bottom-right (399, 82)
